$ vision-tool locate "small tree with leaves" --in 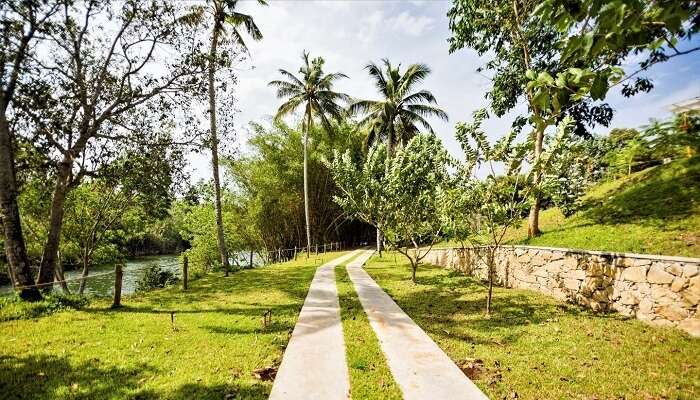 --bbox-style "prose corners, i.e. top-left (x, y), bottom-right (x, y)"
top-left (330, 133), bottom-right (450, 282)
top-left (444, 109), bottom-right (573, 314)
